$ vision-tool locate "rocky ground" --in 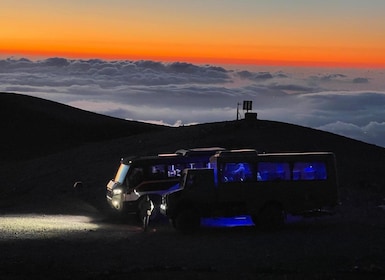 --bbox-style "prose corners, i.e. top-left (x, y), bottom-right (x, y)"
top-left (1, 186), bottom-right (385, 280)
